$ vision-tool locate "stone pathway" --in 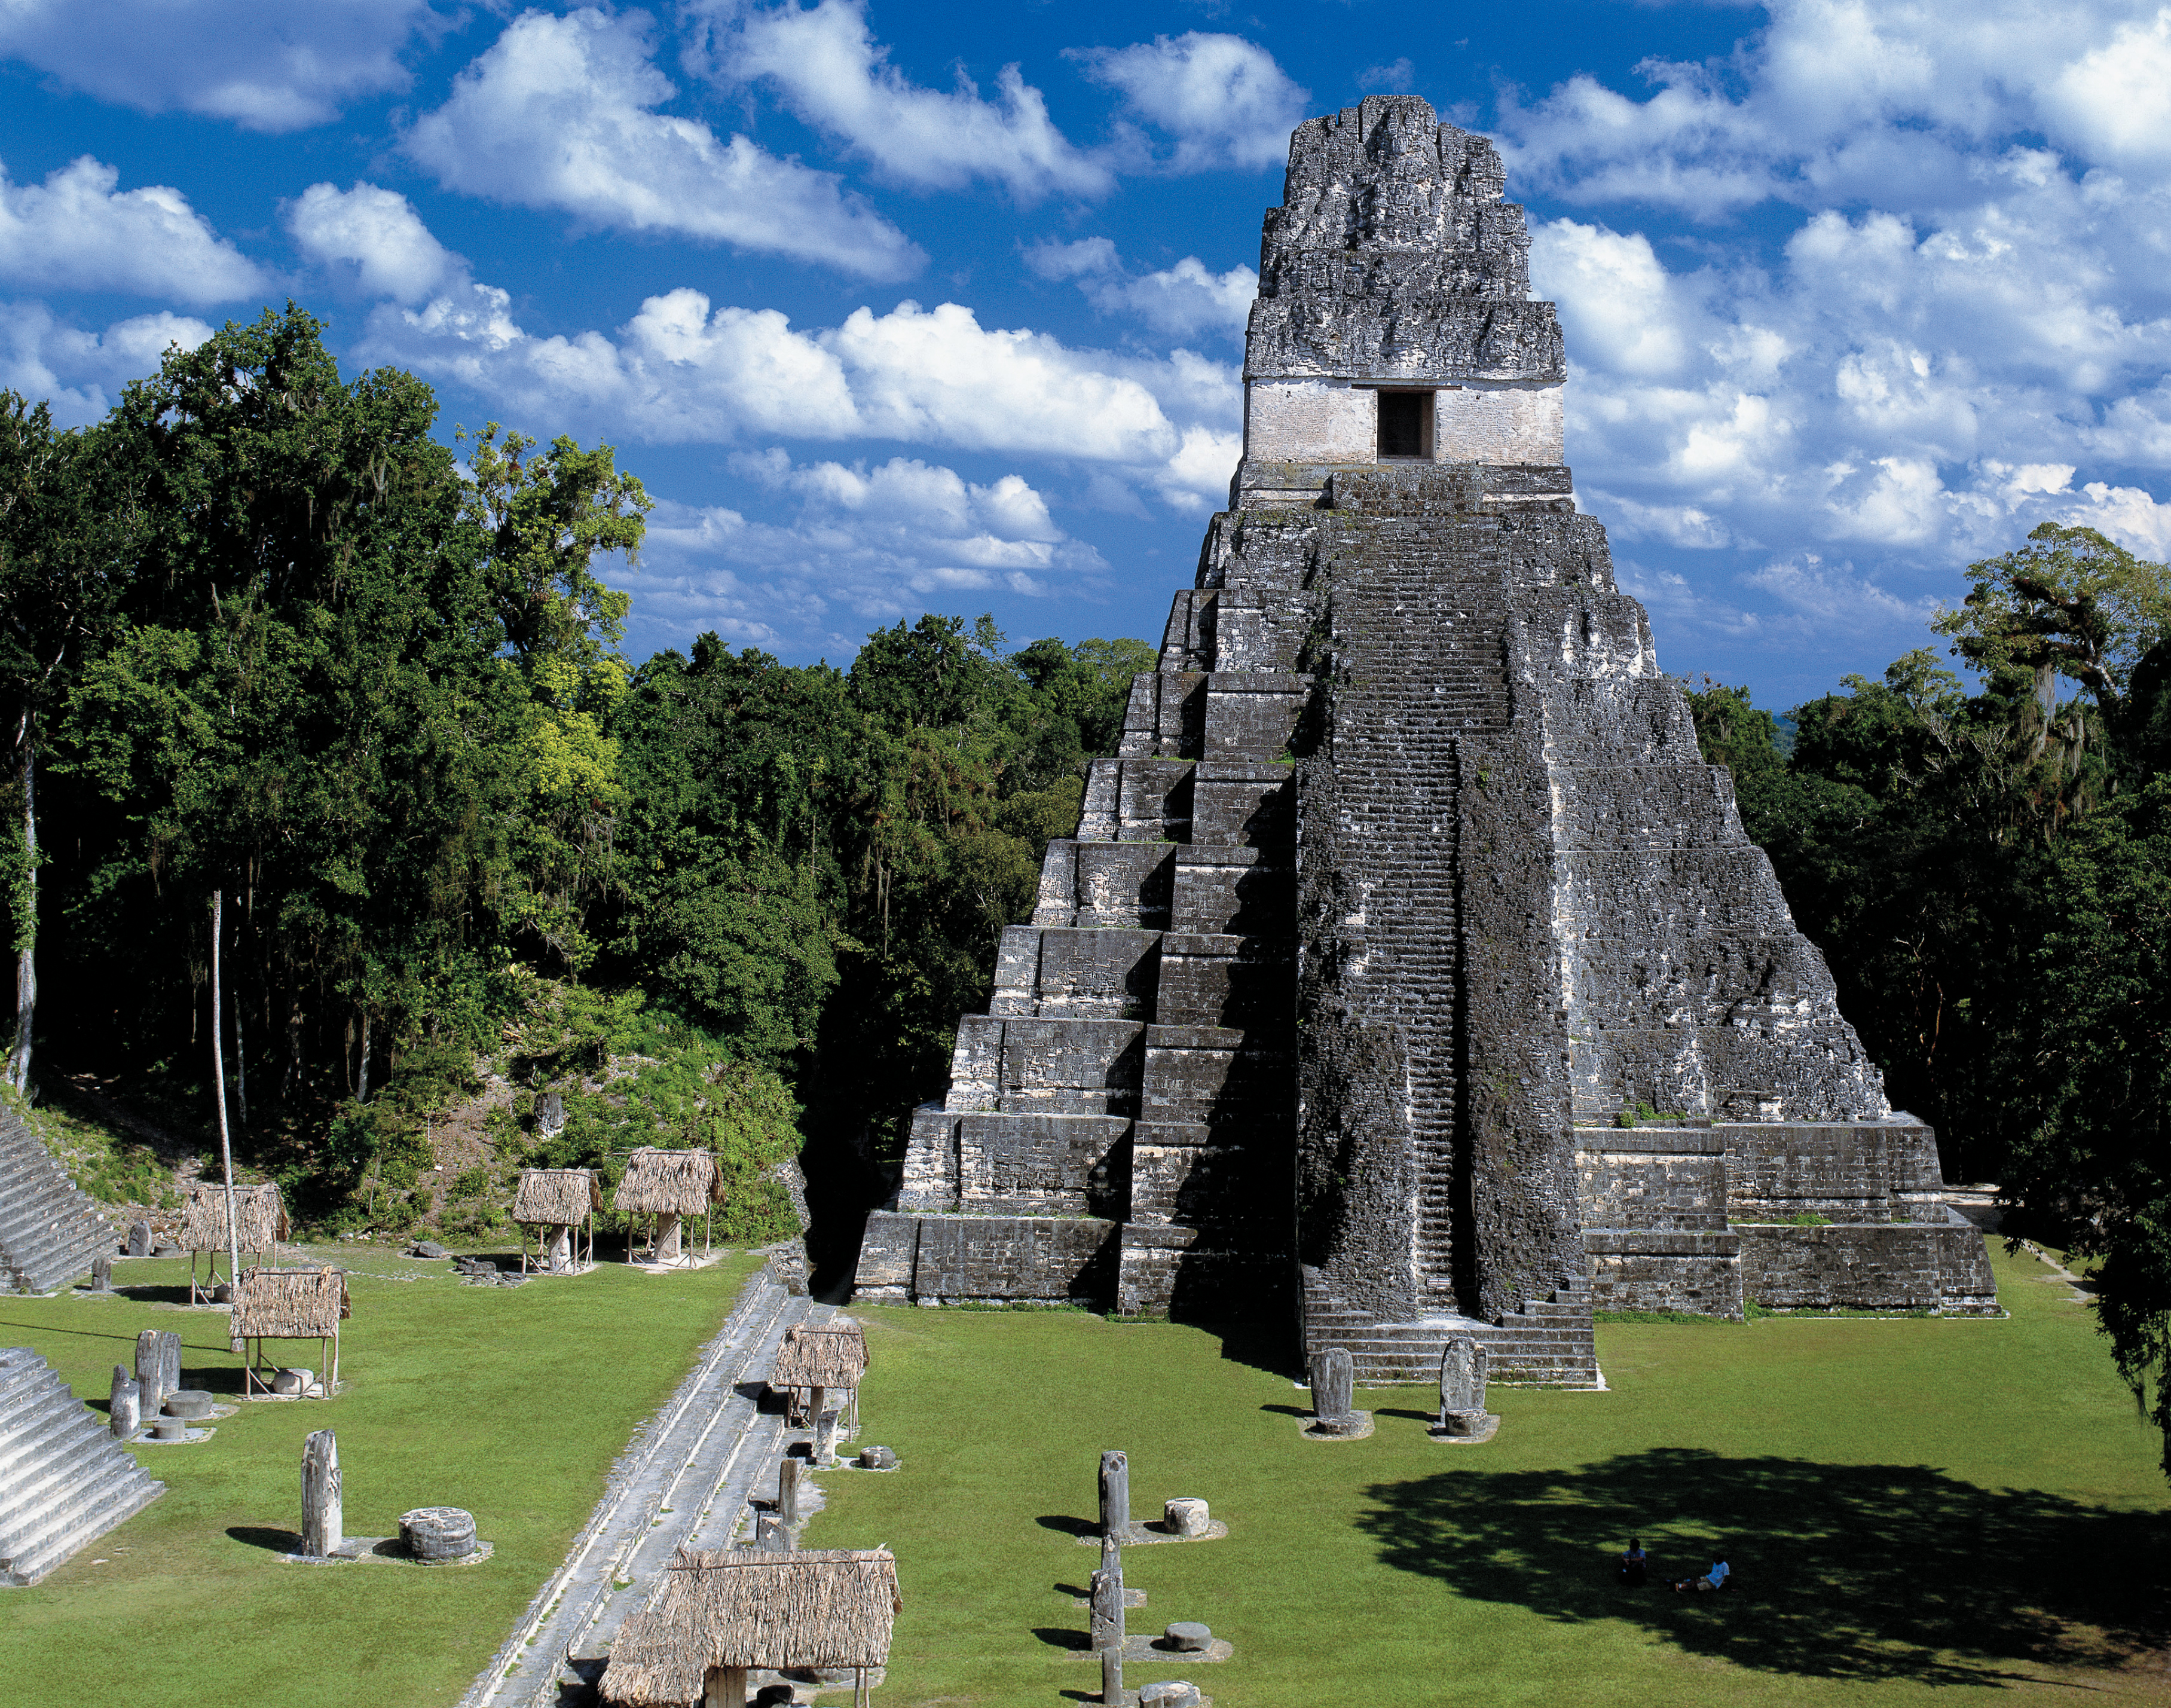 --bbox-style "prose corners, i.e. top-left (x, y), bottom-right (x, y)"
top-left (458, 1268), bottom-right (828, 1708)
